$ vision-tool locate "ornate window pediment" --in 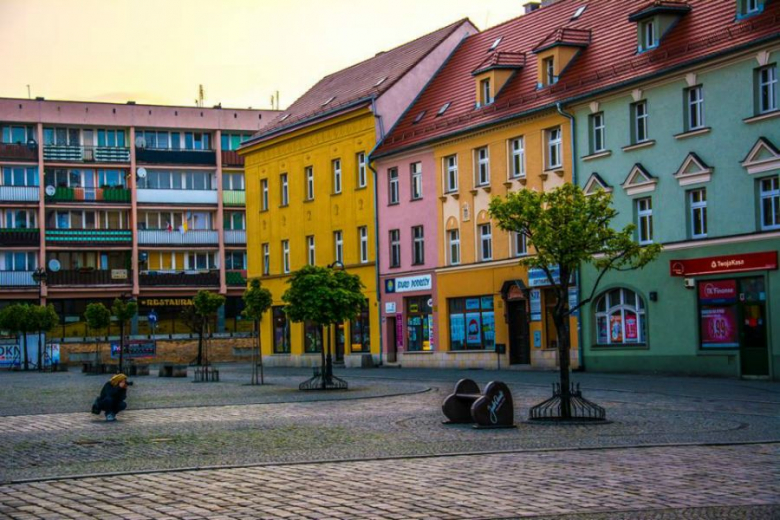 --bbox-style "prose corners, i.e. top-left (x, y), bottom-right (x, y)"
top-left (621, 163), bottom-right (657, 195)
top-left (673, 152), bottom-right (713, 186)
top-left (741, 137), bottom-right (780, 175)
top-left (583, 173), bottom-right (613, 196)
